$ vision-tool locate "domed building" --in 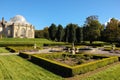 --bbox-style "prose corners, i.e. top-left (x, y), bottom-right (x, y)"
top-left (0, 15), bottom-right (35, 38)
